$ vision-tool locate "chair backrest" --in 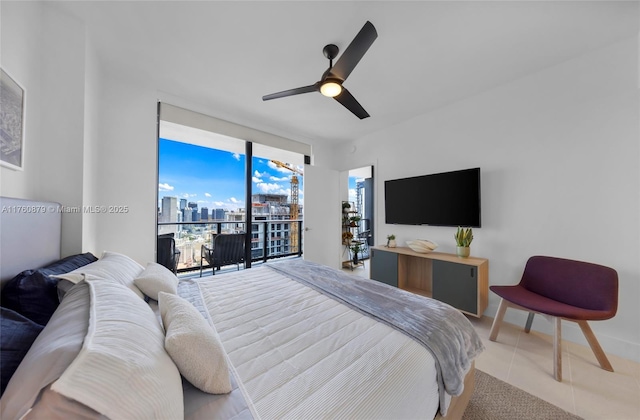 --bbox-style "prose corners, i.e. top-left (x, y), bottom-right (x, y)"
top-left (213, 233), bottom-right (245, 266)
top-left (521, 256), bottom-right (618, 314)
top-left (157, 234), bottom-right (177, 272)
